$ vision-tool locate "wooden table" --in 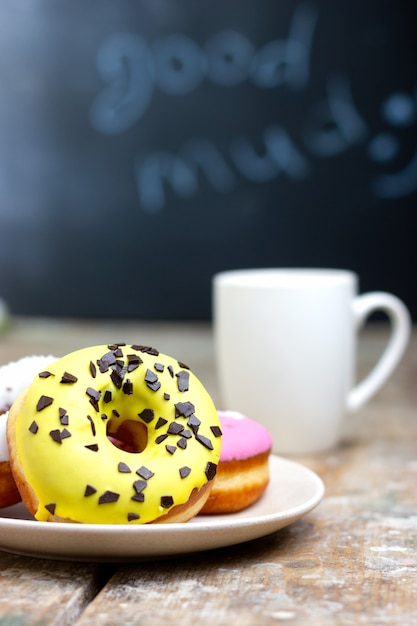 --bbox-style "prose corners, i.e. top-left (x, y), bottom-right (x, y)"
top-left (0, 317), bottom-right (415, 626)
